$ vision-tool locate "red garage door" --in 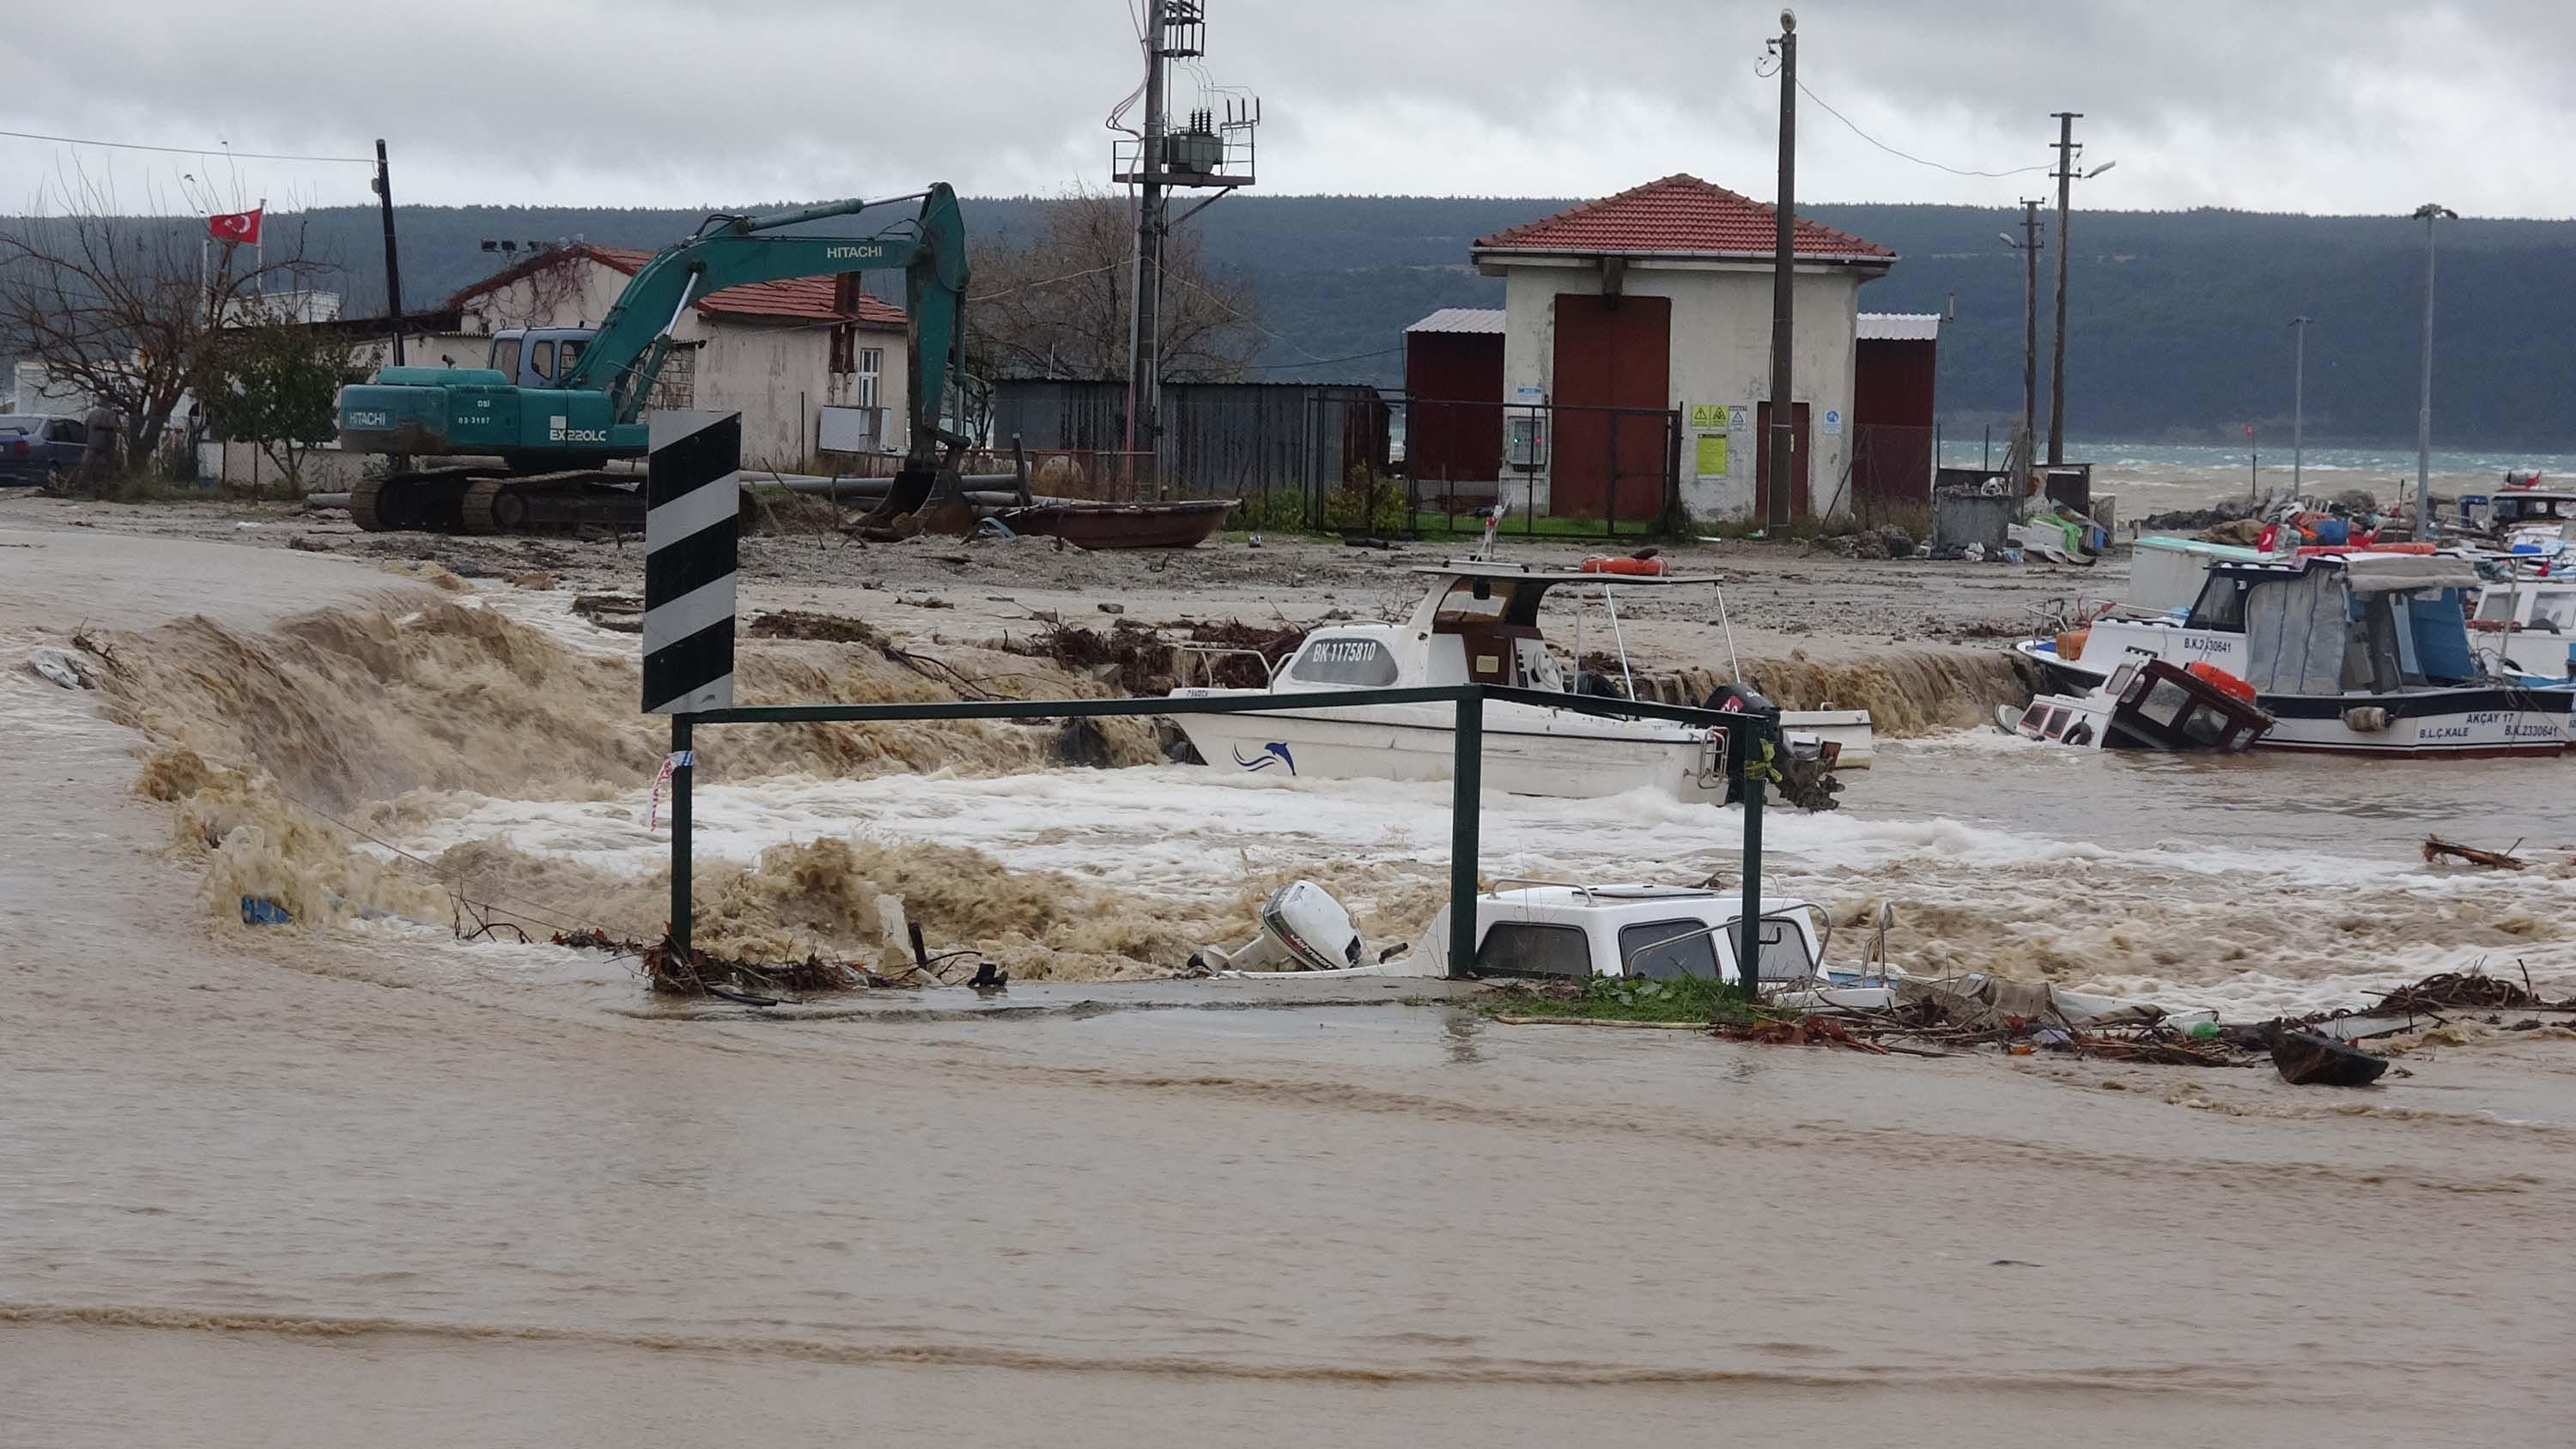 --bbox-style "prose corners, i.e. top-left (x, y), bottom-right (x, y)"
top-left (1549, 294), bottom-right (1670, 521)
